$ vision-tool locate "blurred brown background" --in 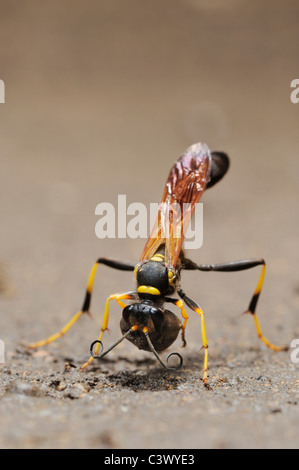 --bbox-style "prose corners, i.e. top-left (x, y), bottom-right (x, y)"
top-left (0, 0), bottom-right (298, 449)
